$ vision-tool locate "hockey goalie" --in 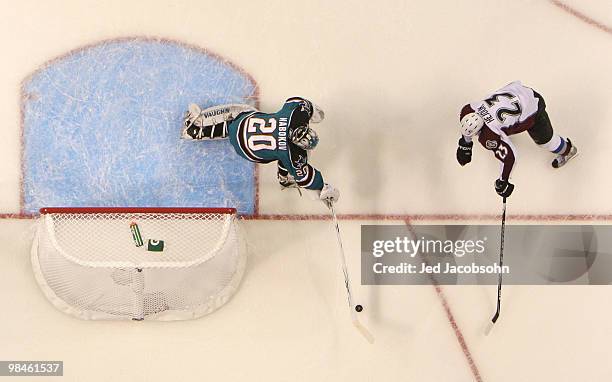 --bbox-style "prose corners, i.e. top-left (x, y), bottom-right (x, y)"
top-left (181, 97), bottom-right (339, 207)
